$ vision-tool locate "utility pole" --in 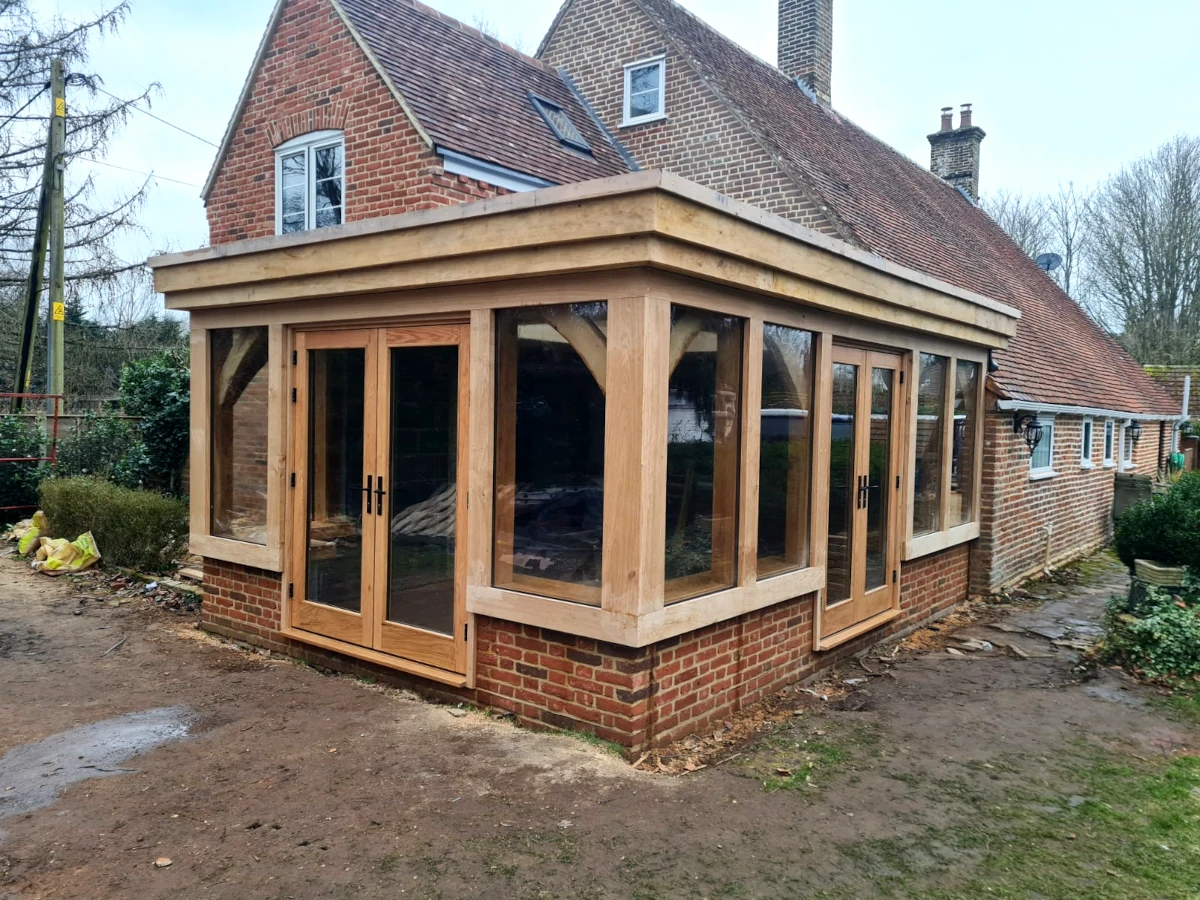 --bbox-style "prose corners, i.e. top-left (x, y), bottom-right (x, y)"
top-left (45, 57), bottom-right (66, 414)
